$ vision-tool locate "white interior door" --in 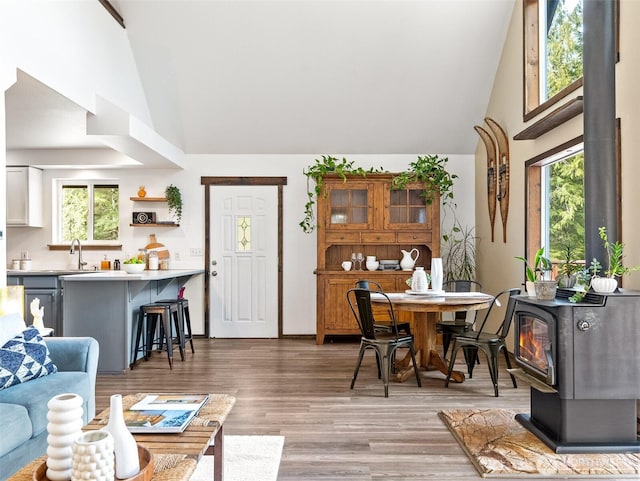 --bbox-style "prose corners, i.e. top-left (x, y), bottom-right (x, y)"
top-left (209, 186), bottom-right (278, 337)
